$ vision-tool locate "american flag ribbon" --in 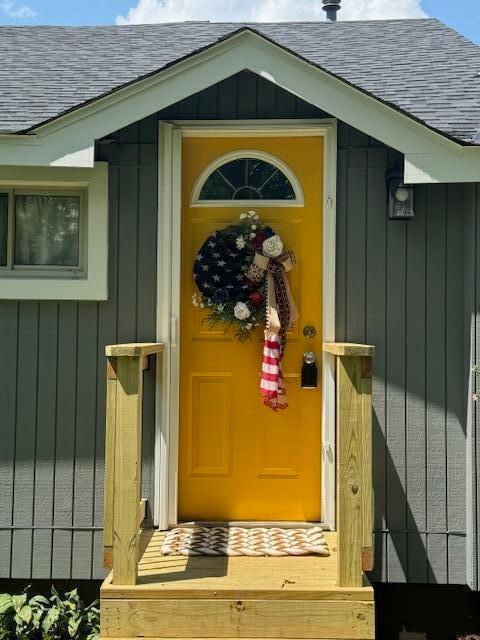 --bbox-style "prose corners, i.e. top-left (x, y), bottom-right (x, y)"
top-left (254, 250), bottom-right (298, 411)
top-left (260, 334), bottom-right (288, 411)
